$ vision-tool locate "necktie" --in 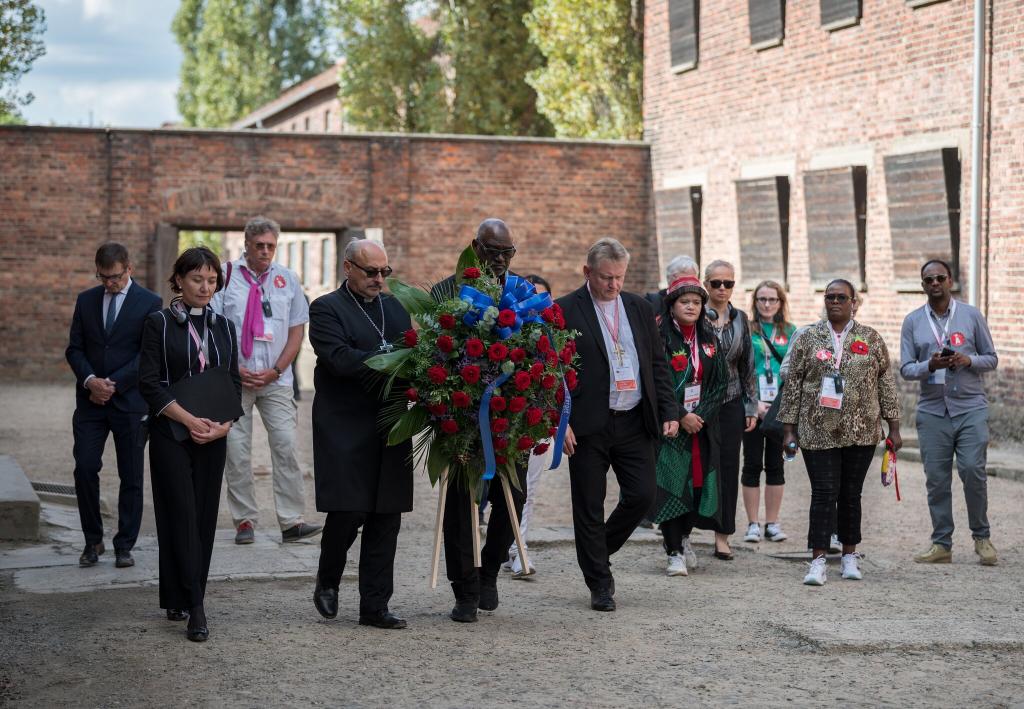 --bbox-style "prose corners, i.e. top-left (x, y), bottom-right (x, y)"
top-left (105, 293), bottom-right (118, 334)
